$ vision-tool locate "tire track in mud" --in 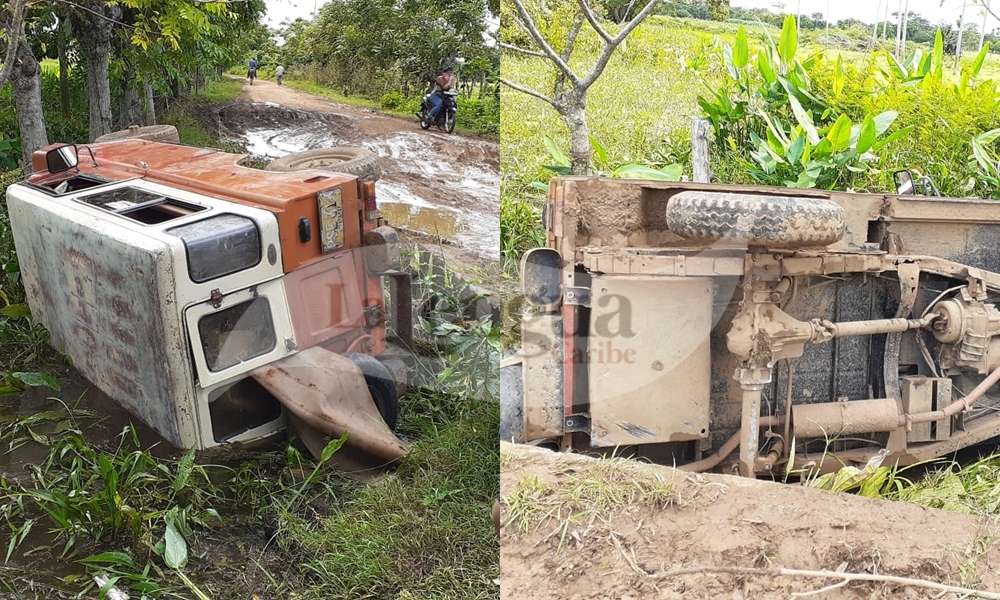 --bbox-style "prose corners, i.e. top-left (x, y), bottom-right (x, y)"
top-left (217, 79), bottom-right (500, 262)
